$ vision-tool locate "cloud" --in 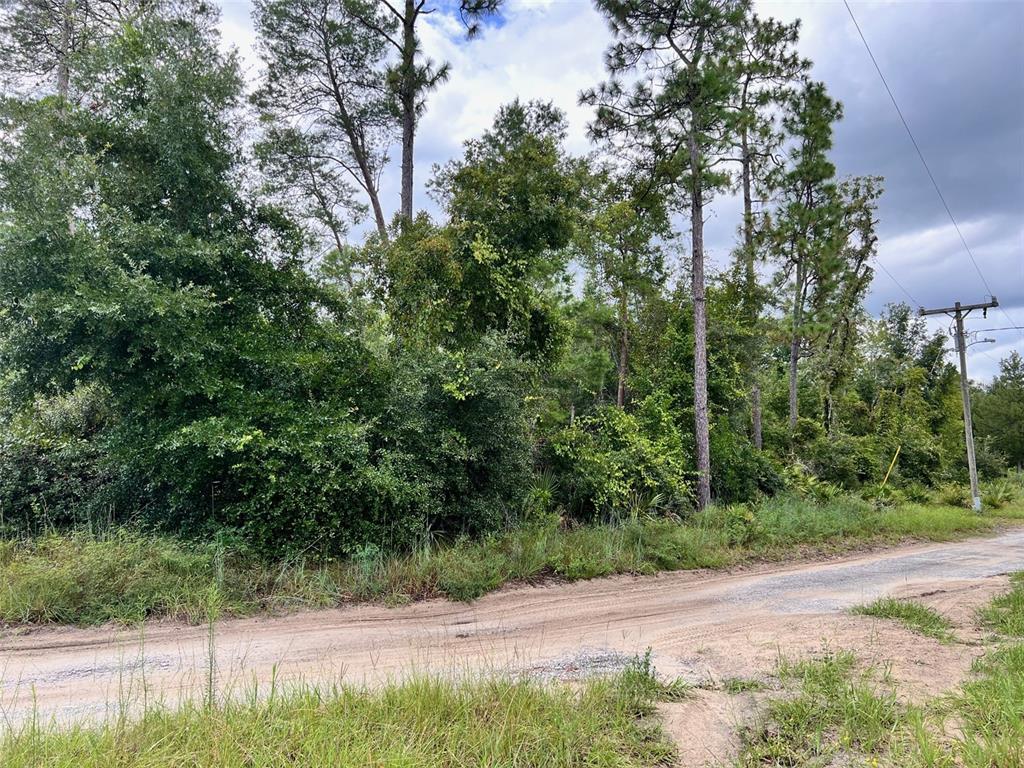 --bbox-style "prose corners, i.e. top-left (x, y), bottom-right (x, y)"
top-left (216, 0), bottom-right (1023, 378)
